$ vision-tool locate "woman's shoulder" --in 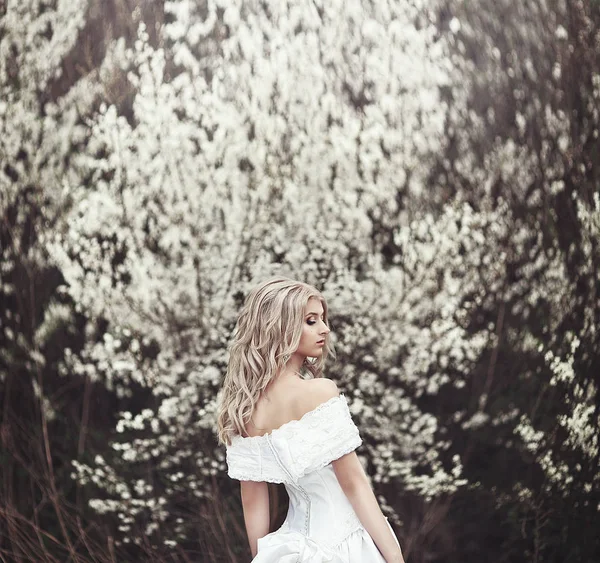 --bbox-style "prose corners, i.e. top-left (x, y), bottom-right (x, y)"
top-left (246, 376), bottom-right (340, 438)
top-left (297, 377), bottom-right (340, 416)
